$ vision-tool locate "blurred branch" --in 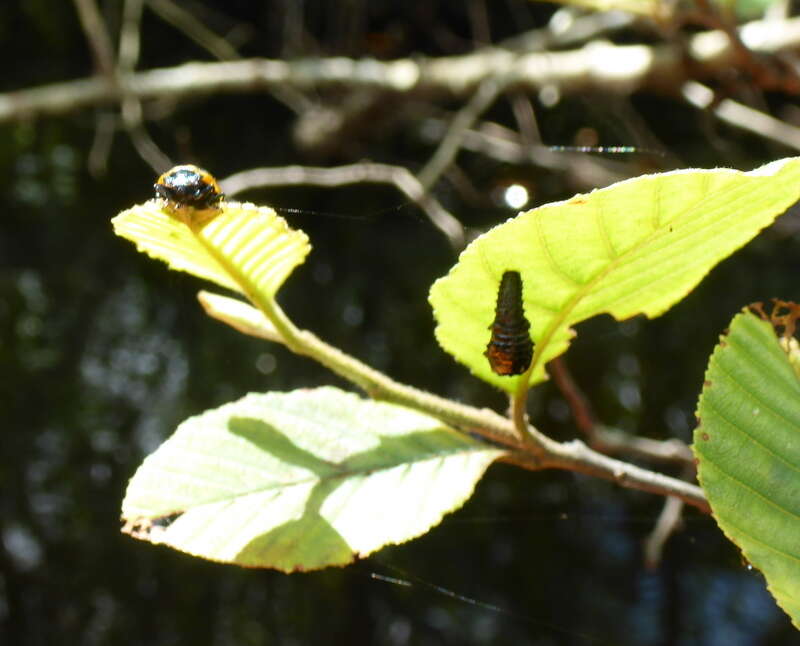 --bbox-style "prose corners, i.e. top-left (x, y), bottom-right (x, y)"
top-left (548, 357), bottom-right (695, 467)
top-left (5, 14), bottom-right (800, 124)
top-left (594, 427), bottom-right (695, 465)
top-left (81, 0), bottom-right (171, 174)
top-left (72, 0), bottom-right (116, 77)
top-left (689, 0), bottom-right (800, 93)
top-left (682, 80), bottom-right (800, 150)
top-left (643, 464), bottom-right (695, 569)
top-left (146, 0), bottom-right (241, 61)
top-left (119, 0), bottom-right (145, 71)
top-left (548, 357), bottom-right (598, 437)
top-left (643, 494), bottom-right (685, 568)
top-left (419, 118), bottom-right (633, 189)
top-left (508, 91), bottom-right (540, 145)
top-left (418, 76), bottom-right (504, 191)
top-left (221, 163), bottom-right (465, 248)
